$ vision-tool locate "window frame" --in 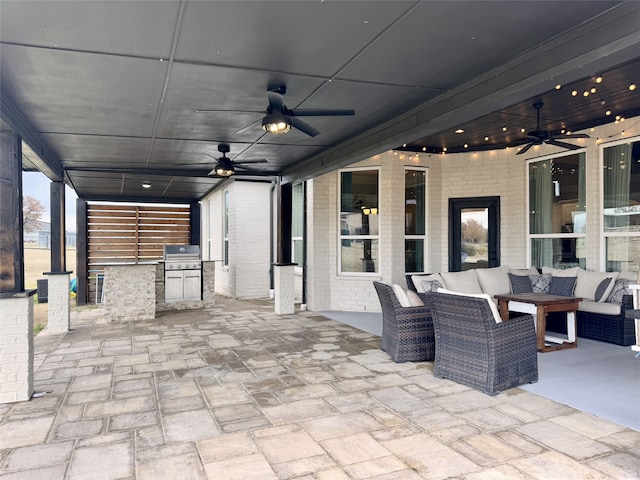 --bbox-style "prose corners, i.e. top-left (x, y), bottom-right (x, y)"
top-left (599, 134), bottom-right (640, 272)
top-left (526, 150), bottom-right (587, 269)
top-left (404, 167), bottom-right (428, 273)
top-left (338, 166), bottom-right (381, 275)
top-left (223, 188), bottom-right (230, 268)
top-left (292, 182), bottom-right (304, 274)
